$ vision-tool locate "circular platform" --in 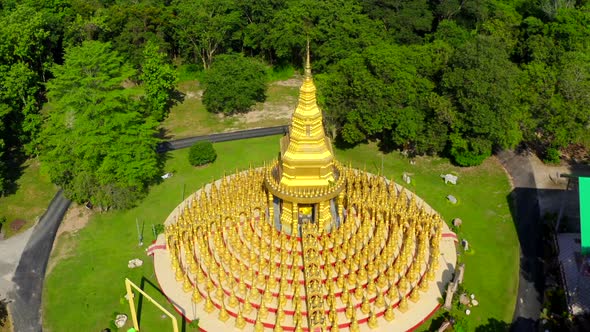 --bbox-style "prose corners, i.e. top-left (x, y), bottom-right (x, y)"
top-left (152, 168), bottom-right (457, 331)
